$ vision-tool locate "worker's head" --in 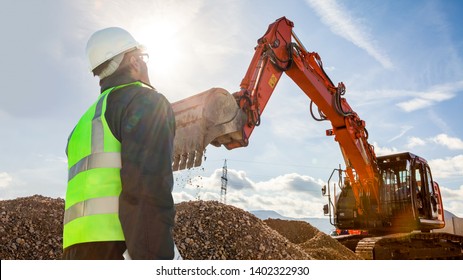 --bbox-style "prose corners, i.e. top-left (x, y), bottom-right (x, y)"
top-left (86, 27), bottom-right (150, 83)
